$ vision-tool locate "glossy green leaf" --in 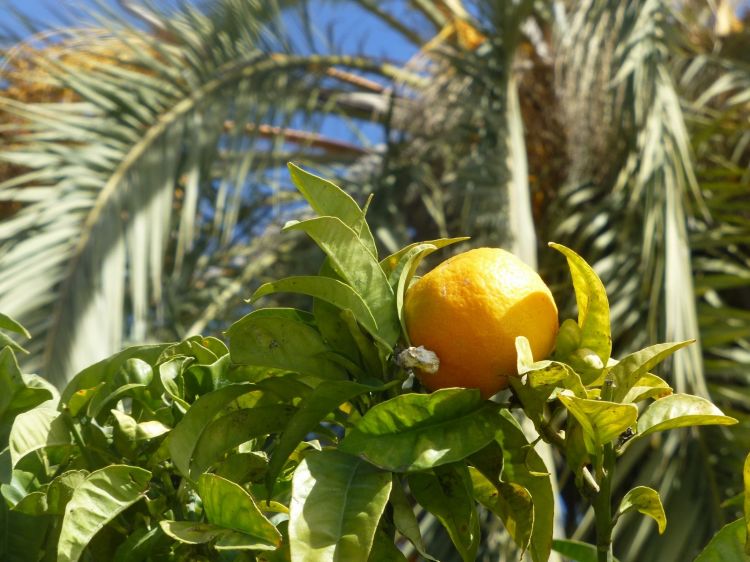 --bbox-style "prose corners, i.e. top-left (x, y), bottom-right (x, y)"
top-left (380, 237), bottom-right (468, 285)
top-left (340, 388), bottom-right (500, 472)
top-left (620, 373), bottom-right (672, 404)
top-left (549, 242), bottom-right (611, 366)
top-left (46, 470), bottom-right (88, 514)
top-left (558, 393), bottom-right (637, 453)
top-left (693, 518), bottom-right (749, 562)
top-left (469, 466), bottom-right (533, 555)
top-left (0, 312), bottom-right (30, 339)
top-left (251, 276), bottom-right (381, 341)
top-left (190, 404), bottom-right (295, 479)
top-left (617, 486), bottom-right (666, 534)
top-left (111, 410), bottom-right (170, 441)
top-left (552, 539), bottom-right (621, 562)
top-left (409, 463), bottom-right (480, 562)
top-left (289, 449), bottom-right (391, 562)
top-left (198, 473), bottom-right (281, 550)
top-left (169, 383), bottom-right (255, 478)
top-left (9, 406), bottom-right (73, 467)
top-left (0, 349), bottom-right (55, 440)
top-left (283, 216), bottom-right (399, 345)
top-left (227, 309), bottom-right (347, 380)
top-left (288, 162), bottom-right (377, 256)
top-left (160, 520), bottom-right (226, 544)
top-left (609, 340), bottom-right (692, 402)
top-left (57, 465), bottom-right (151, 562)
top-left (0, 332), bottom-right (27, 355)
top-left (636, 394), bottom-right (738, 438)
top-left (394, 243), bottom-right (438, 343)
top-left (495, 410), bottom-right (554, 562)
top-left (267, 380), bottom-right (376, 494)
top-left (61, 344), bottom-right (168, 403)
